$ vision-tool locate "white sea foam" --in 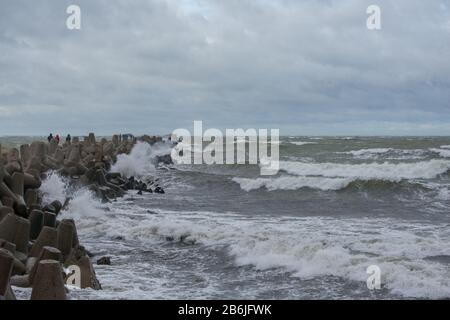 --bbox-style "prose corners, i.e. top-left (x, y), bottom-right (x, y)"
top-left (344, 148), bottom-right (393, 156)
top-left (40, 173), bottom-right (450, 300)
top-left (61, 188), bottom-right (106, 220)
top-left (436, 187), bottom-right (450, 201)
top-left (72, 205), bottom-right (450, 299)
top-left (290, 141), bottom-right (317, 146)
top-left (34, 143), bottom-right (450, 300)
top-left (342, 148), bottom-right (427, 160)
top-left (233, 176), bottom-right (353, 191)
top-left (430, 148), bottom-right (450, 158)
top-left (336, 137), bottom-right (355, 140)
top-left (281, 159), bottom-right (450, 181)
top-left (232, 159), bottom-right (450, 192)
top-left (111, 141), bottom-right (171, 178)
